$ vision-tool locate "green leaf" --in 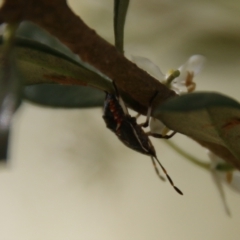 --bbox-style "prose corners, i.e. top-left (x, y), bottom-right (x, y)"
top-left (13, 22), bottom-right (108, 108)
top-left (24, 84), bottom-right (105, 108)
top-left (158, 92), bottom-right (240, 111)
top-left (154, 92), bottom-right (240, 160)
top-left (0, 24), bottom-right (22, 162)
top-left (114, 0), bottom-right (130, 53)
top-left (16, 21), bottom-right (77, 59)
top-left (0, 35), bottom-right (113, 108)
top-left (4, 37), bottom-right (113, 91)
